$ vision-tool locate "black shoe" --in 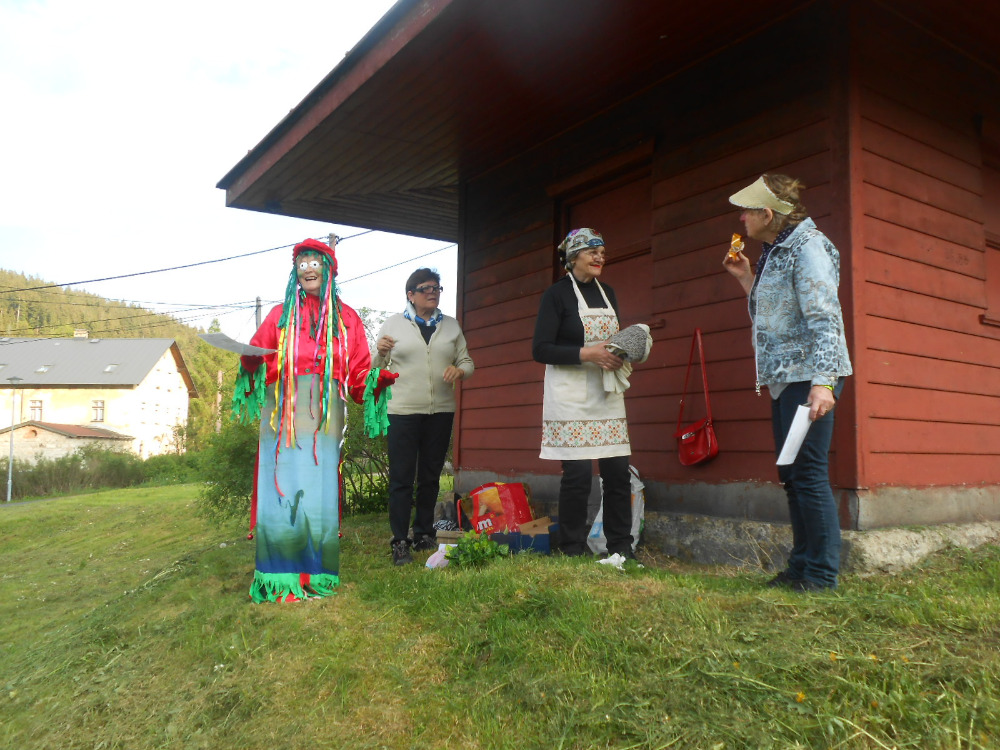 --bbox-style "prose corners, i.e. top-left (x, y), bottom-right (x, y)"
top-left (391, 539), bottom-right (413, 566)
top-left (789, 578), bottom-right (834, 593)
top-left (412, 533), bottom-right (437, 552)
top-left (765, 570), bottom-right (804, 588)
